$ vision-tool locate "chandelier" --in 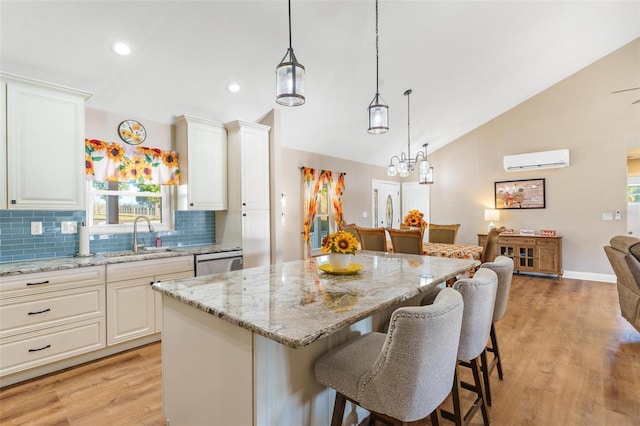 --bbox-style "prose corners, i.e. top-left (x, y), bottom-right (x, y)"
top-left (276, 0), bottom-right (305, 106)
top-left (387, 89), bottom-right (434, 184)
top-left (367, 0), bottom-right (388, 134)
